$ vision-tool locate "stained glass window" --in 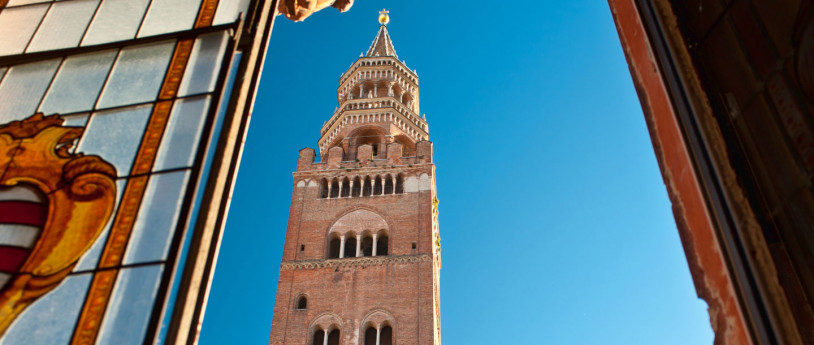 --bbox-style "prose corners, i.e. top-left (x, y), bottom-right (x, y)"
top-left (0, 0), bottom-right (254, 343)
